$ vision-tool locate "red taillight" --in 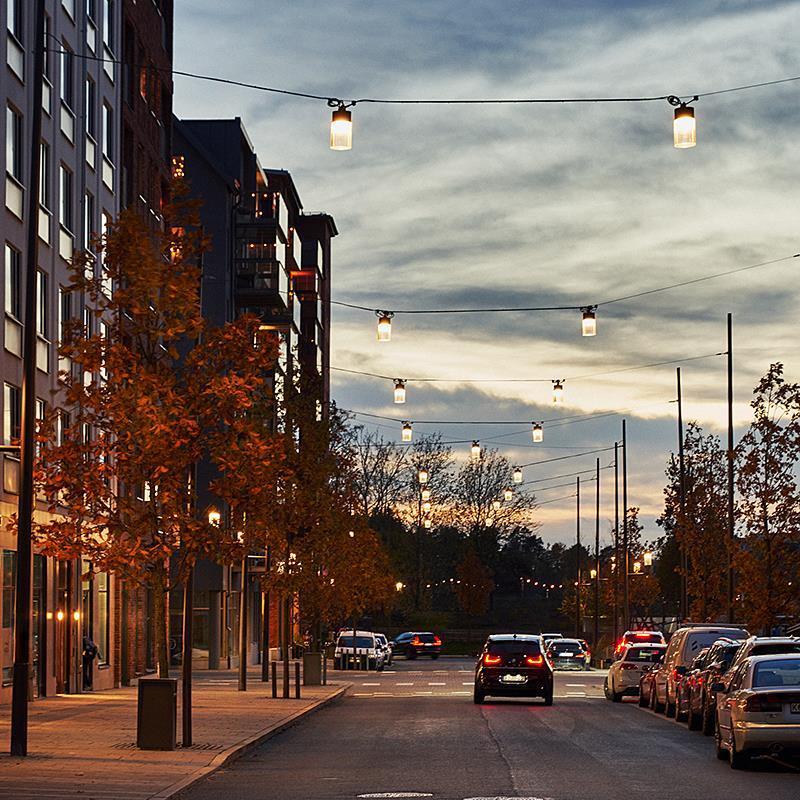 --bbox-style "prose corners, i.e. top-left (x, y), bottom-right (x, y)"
top-left (525, 654), bottom-right (544, 667)
top-left (483, 653), bottom-right (502, 666)
top-left (744, 694), bottom-right (782, 713)
top-left (433, 636), bottom-right (442, 646)
top-left (697, 676), bottom-right (704, 686)
top-left (411, 636), bottom-right (421, 646)
top-left (672, 669), bottom-right (680, 681)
